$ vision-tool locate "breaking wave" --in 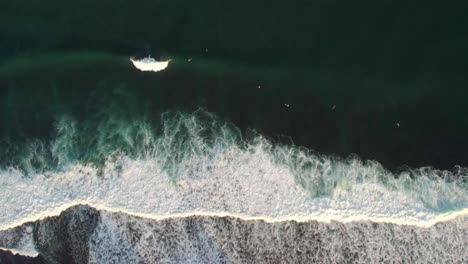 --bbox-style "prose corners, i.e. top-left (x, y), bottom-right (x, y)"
top-left (0, 110), bottom-right (467, 232)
